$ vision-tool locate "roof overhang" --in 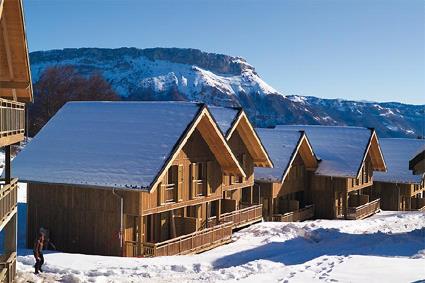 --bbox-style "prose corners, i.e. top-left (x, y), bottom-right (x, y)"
top-left (227, 111), bottom-right (273, 168)
top-left (149, 106), bottom-right (245, 192)
top-left (409, 149), bottom-right (425, 175)
top-left (280, 132), bottom-right (318, 184)
top-left (0, 0), bottom-right (33, 102)
top-left (356, 130), bottom-right (387, 179)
